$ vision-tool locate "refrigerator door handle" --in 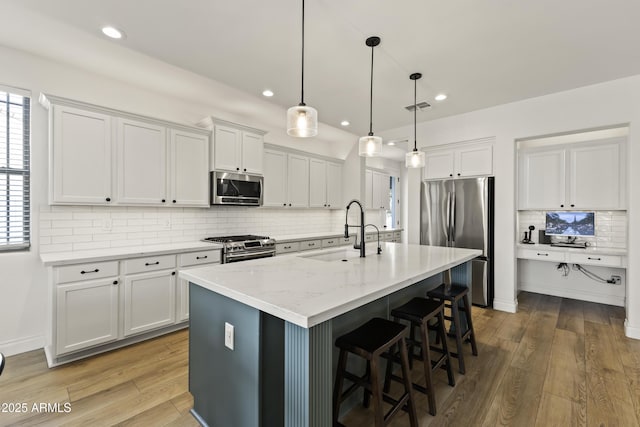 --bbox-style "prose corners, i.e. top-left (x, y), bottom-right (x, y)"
top-left (445, 192), bottom-right (452, 243)
top-left (450, 192), bottom-right (456, 245)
